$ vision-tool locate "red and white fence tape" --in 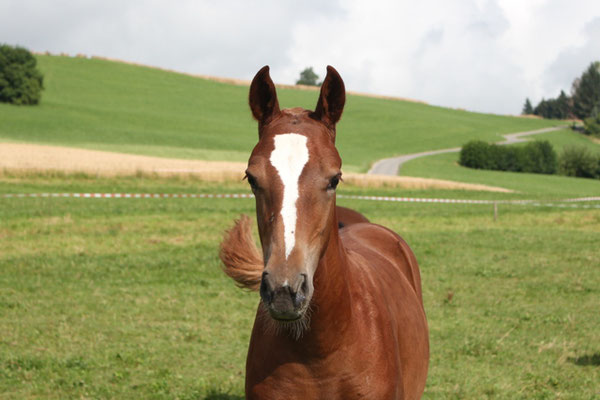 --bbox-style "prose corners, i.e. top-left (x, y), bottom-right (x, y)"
top-left (1, 192), bottom-right (599, 208)
top-left (339, 195), bottom-right (600, 208)
top-left (0, 192), bottom-right (254, 199)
